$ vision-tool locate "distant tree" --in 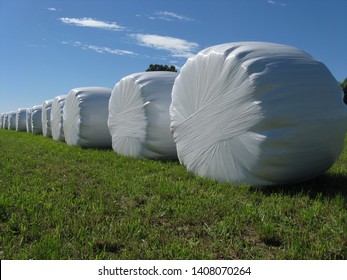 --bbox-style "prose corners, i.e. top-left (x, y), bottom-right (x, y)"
top-left (341, 78), bottom-right (347, 104)
top-left (146, 64), bottom-right (177, 72)
top-left (341, 78), bottom-right (347, 94)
